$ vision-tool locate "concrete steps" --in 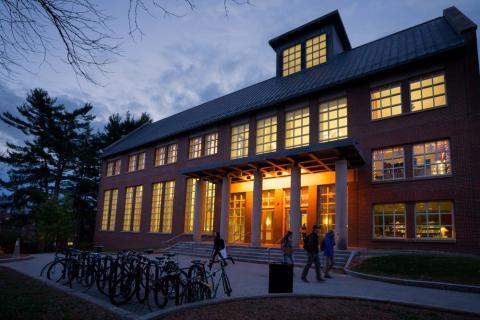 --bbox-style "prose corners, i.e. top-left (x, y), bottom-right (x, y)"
top-left (166, 242), bottom-right (351, 268)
